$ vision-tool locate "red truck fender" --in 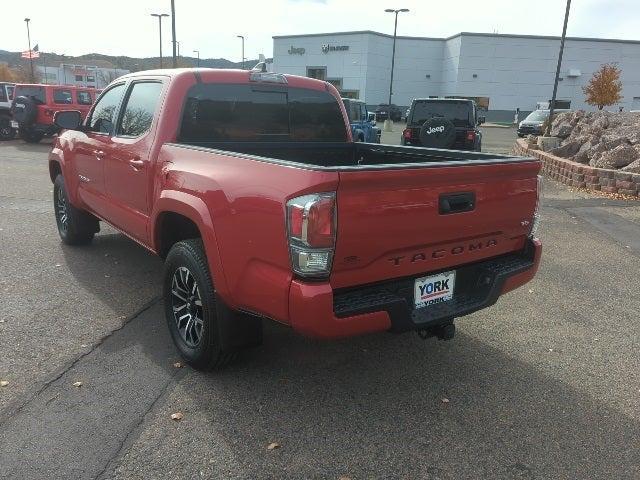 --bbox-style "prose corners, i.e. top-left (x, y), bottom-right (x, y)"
top-left (150, 190), bottom-right (232, 301)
